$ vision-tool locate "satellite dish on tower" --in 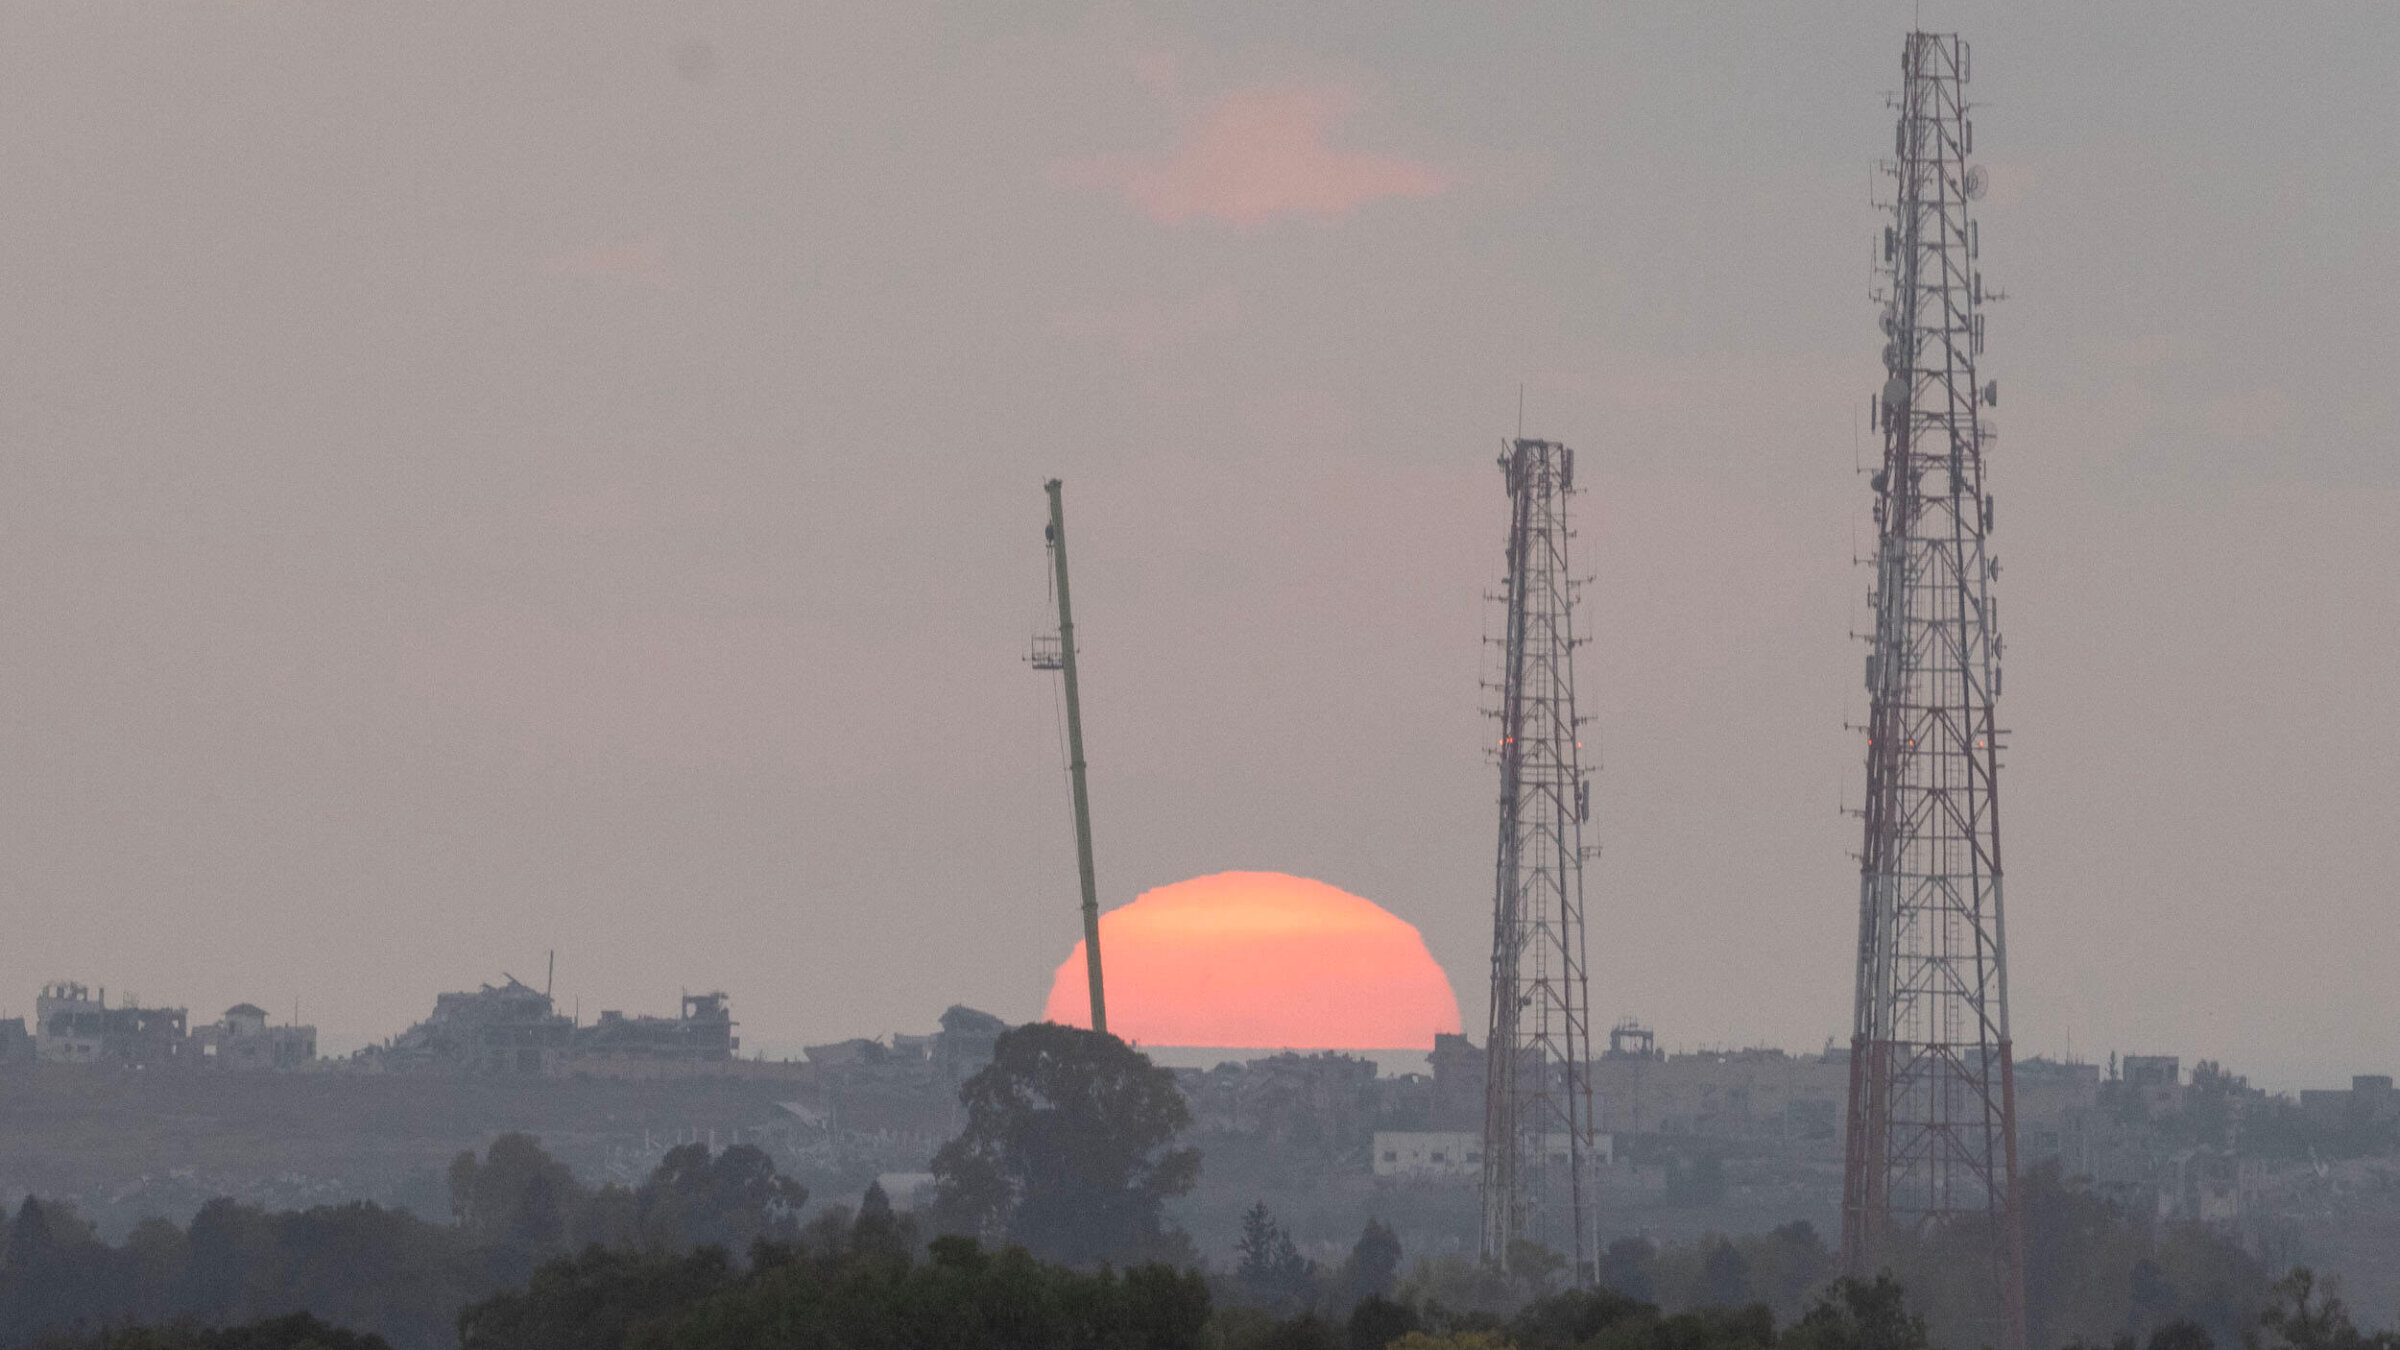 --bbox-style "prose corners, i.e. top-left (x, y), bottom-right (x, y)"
top-left (1964, 166), bottom-right (1989, 200)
